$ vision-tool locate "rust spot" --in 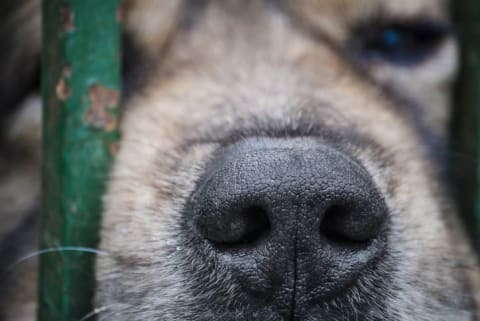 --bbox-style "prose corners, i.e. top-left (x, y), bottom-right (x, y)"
top-left (62, 65), bottom-right (72, 78)
top-left (56, 77), bottom-right (70, 101)
top-left (116, 5), bottom-right (124, 23)
top-left (85, 84), bottom-right (120, 131)
top-left (109, 143), bottom-right (120, 155)
top-left (61, 4), bottom-right (75, 32)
